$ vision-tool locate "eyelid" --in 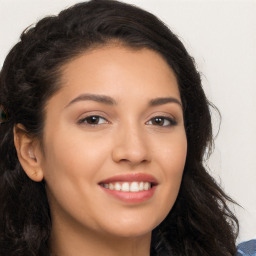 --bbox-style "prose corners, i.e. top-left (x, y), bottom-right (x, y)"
top-left (77, 113), bottom-right (110, 126)
top-left (146, 115), bottom-right (177, 127)
top-left (76, 111), bottom-right (178, 127)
